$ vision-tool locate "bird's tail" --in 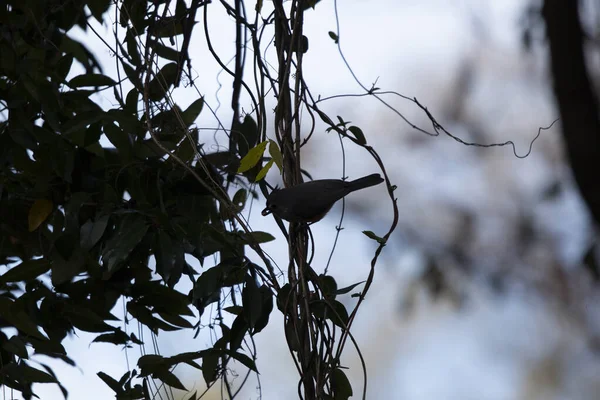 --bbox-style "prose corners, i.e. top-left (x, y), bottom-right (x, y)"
top-left (348, 173), bottom-right (384, 192)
